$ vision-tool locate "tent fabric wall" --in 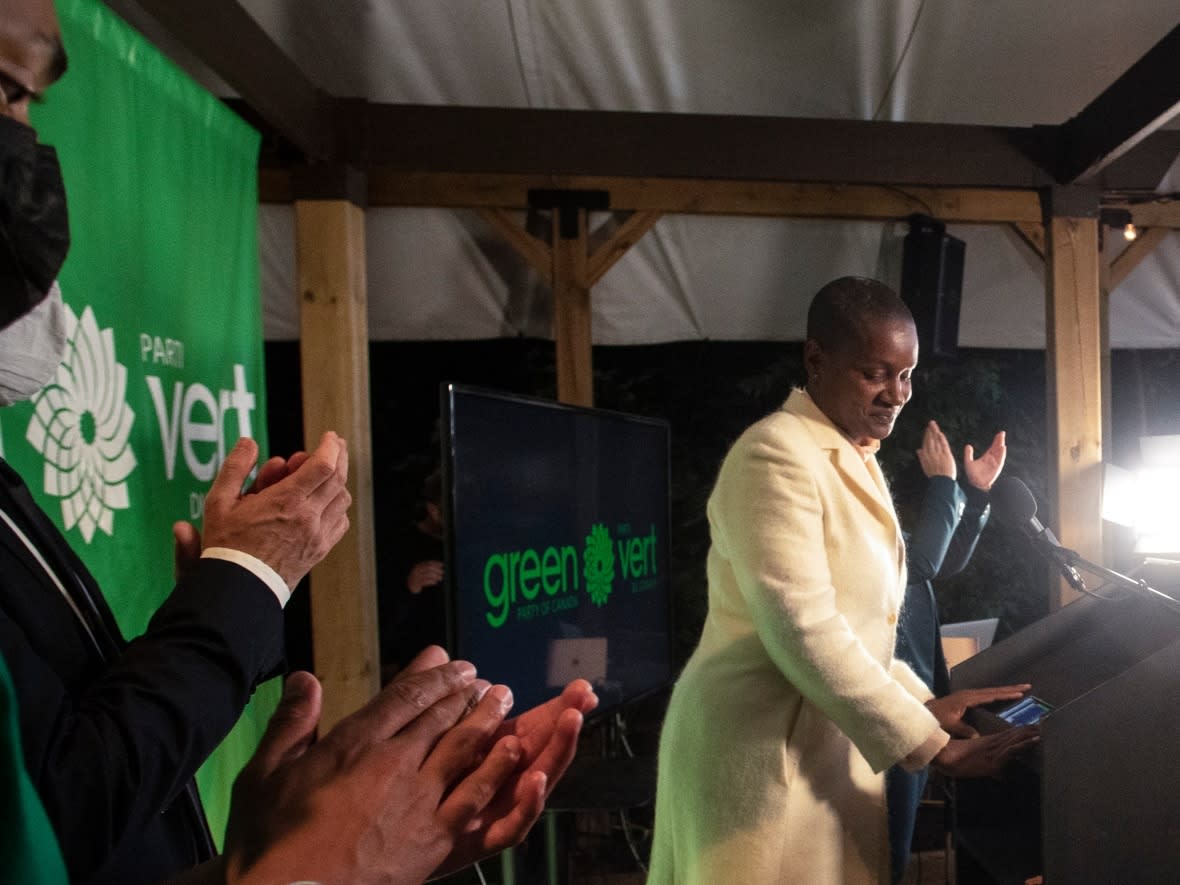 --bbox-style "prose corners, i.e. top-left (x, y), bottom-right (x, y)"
top-left (260, 205), bottom-right (1179, 349)
top-left (239, 0), bottom-right (1172, 126)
